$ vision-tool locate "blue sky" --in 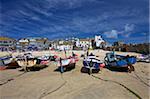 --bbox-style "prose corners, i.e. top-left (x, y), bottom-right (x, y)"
top-left (0, 0), bottom-right (149, 43)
